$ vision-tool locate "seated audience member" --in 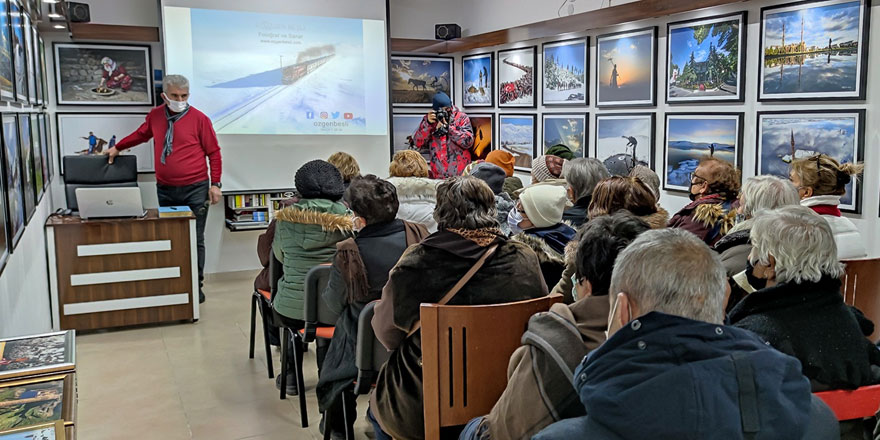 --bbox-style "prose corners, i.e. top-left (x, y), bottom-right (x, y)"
top-left (485, 150), bottom-right (523, 199)
top-left (461, 212), bottom-right (651, 440)
top-left (387, 150), bottom-right (440, 233)
top-left (511, 185), bottom-right (575, 289)
top-left (790, 154), bottom-right (867, 259)
top-left (531, 154), bottom-right (568, 186)
top-left (668, 156), bottom-right (740, 246)
top-left (729, 205), bottom-right (880, 391)
top-left (370, 176), bottom-right (548, 440)
top-left (316, 175), bottom-right (429, 438)
top-left (629, 164), bottom-right (662, 203)
top-left (327, 152), bottom-right (361, 189)
top-left (470, 163), bottom-right (515, 235)
top-left (545, 144), bottom-right (575, 160)
top-left (253, 194), bottom-right (298, 347)
top-left (561, 158), bottom-right (610, 227)
top-left (535, 228), bottom-right (840, 440)
top-left (273, 160), bottom-right (353, 395)
top-left (461, 159), bottom-right (485, 176)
